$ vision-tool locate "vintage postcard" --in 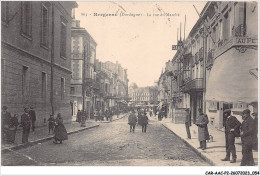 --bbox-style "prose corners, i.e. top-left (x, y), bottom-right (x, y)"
top-left (1, 1), bottom-right (259, 175)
